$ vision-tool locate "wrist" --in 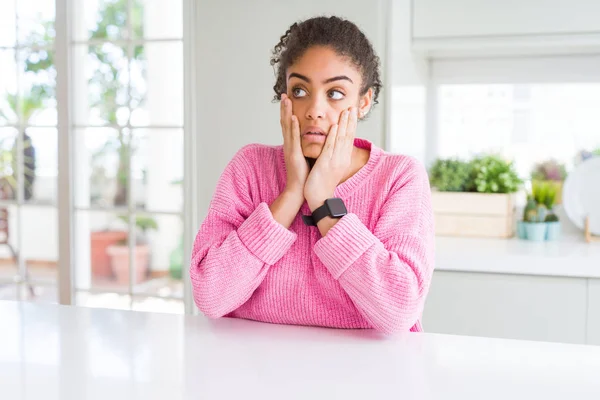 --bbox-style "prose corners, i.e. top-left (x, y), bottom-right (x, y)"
top-left (306, 192), bottom-right (334, 212)
top-left (281, 188), bottom-right (305, 207)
